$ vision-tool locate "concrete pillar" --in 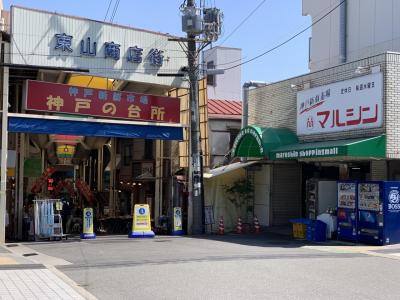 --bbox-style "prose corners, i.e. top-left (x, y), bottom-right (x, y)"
top-left (0, 46), bottom-right (9, 244)
top-left (16, 133), bottom-right (25, 240)
top-left (97, 147), bottom-right (103, 191)
top-left (108, 138), bottom-right (116, 216)
top-left (154, 140), bottom-right (163, 225)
